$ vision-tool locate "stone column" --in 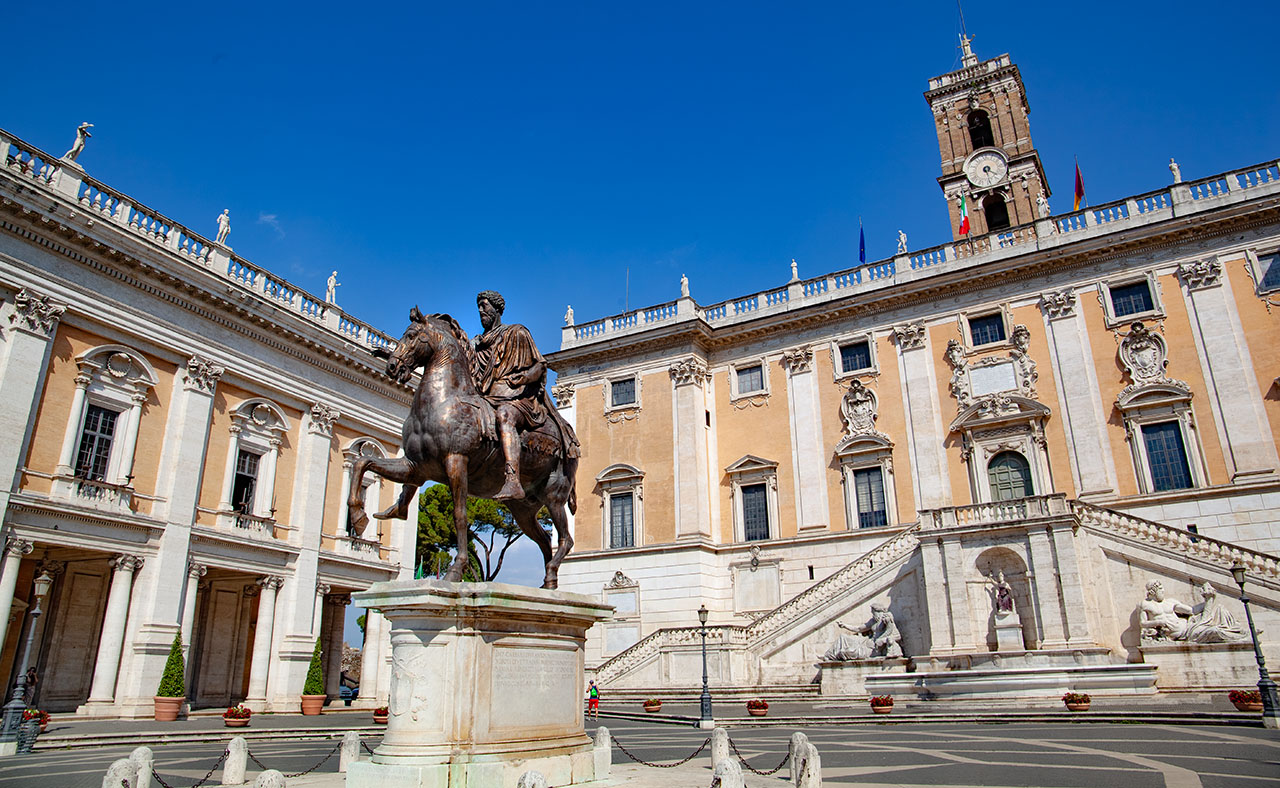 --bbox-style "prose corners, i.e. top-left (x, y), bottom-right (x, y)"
top-left (0, 538), bottom-right (34, 649)
top-left (781, 349), bottom-right (830, 532)
top-left (1026, 527), bottom-right (1068, 648)
top-left (669, 359), bottom-right (712, 540)
top-left (1177, 259), bottom-right (1280, 480)
top-left (245, 576), bottom-right (283, 707)
top-left (892, 323), bottom-right (951, 510)
top-left (357, 610), bottom-right (382, 705)
top-left (337, 459), bottom-right (354, 536)
top-left (115, 392), bottom-right (147, 485)
top-left (54, 372), bottom-right (91, 475)
top-left (258, 437), bottom-right (282, 516)
top-left (180, 562), bottom-right (207, 657)
top-left (218, 425), bottom-right (243, 510)
top-left (1038, 289), bottom-right (1118, 497)
top-left (326, 593), bottom-right (350, 698)
top-left (86, 554), bottom-right (144, 704)
top-left (313, 583), bottom-right (330, 638)
top-left (0, 288), bottom-right (65, 493)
